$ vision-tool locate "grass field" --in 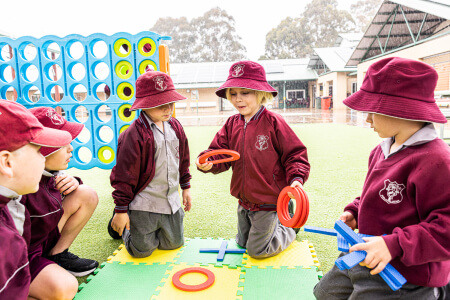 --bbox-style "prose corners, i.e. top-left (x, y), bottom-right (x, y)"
top-left (68, 123), bottom-right (381, 284)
